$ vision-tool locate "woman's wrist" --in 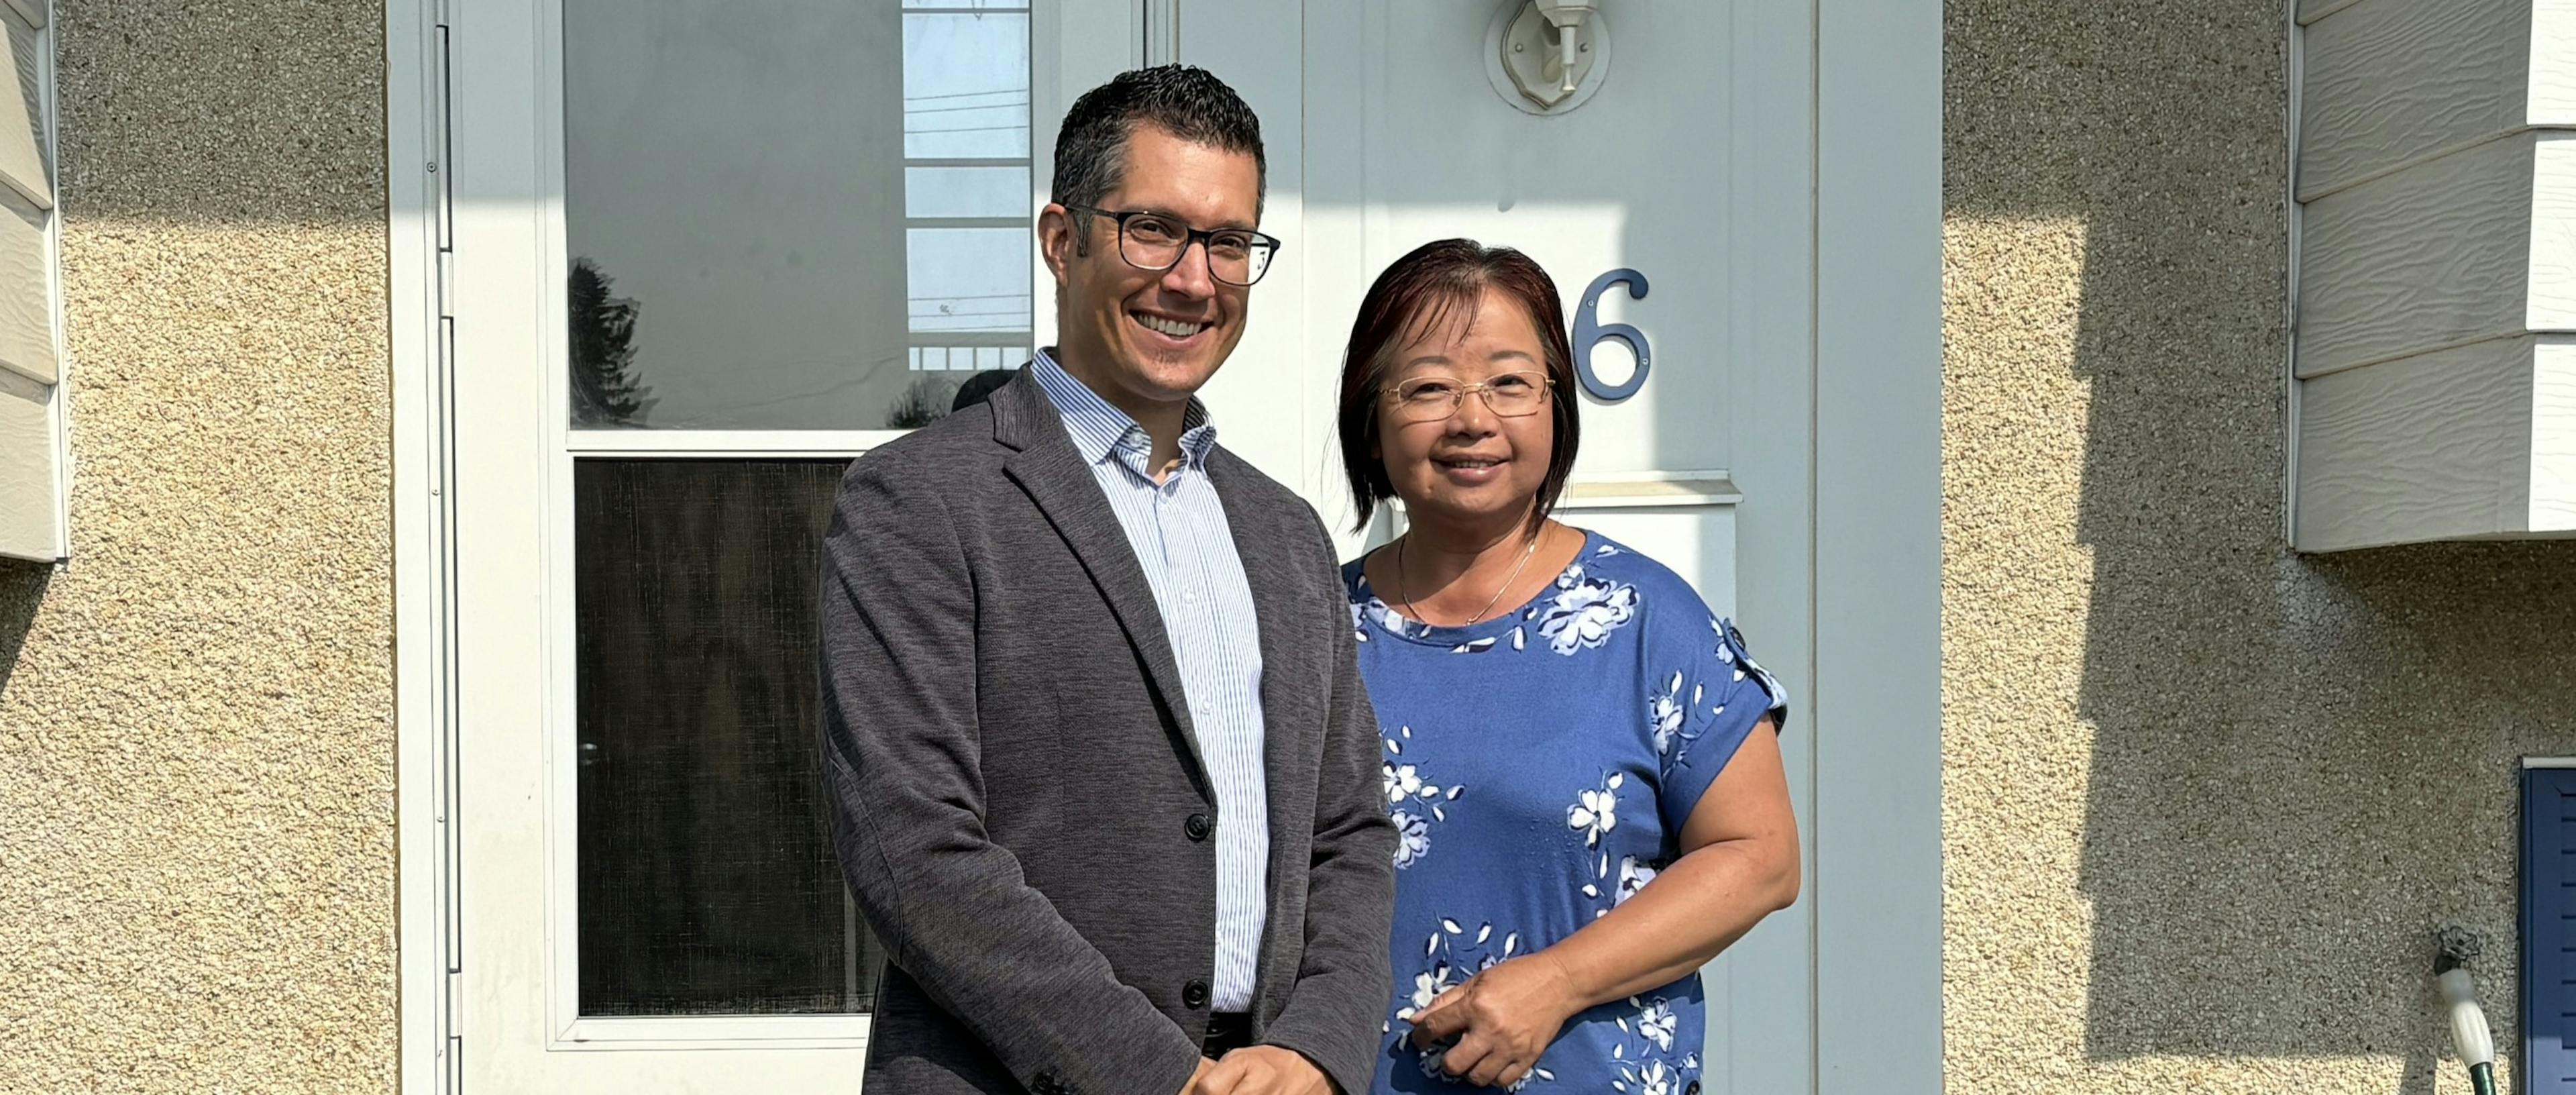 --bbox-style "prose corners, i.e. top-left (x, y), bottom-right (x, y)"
top-left (1523, 949), bottom-right (1591, 1021)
